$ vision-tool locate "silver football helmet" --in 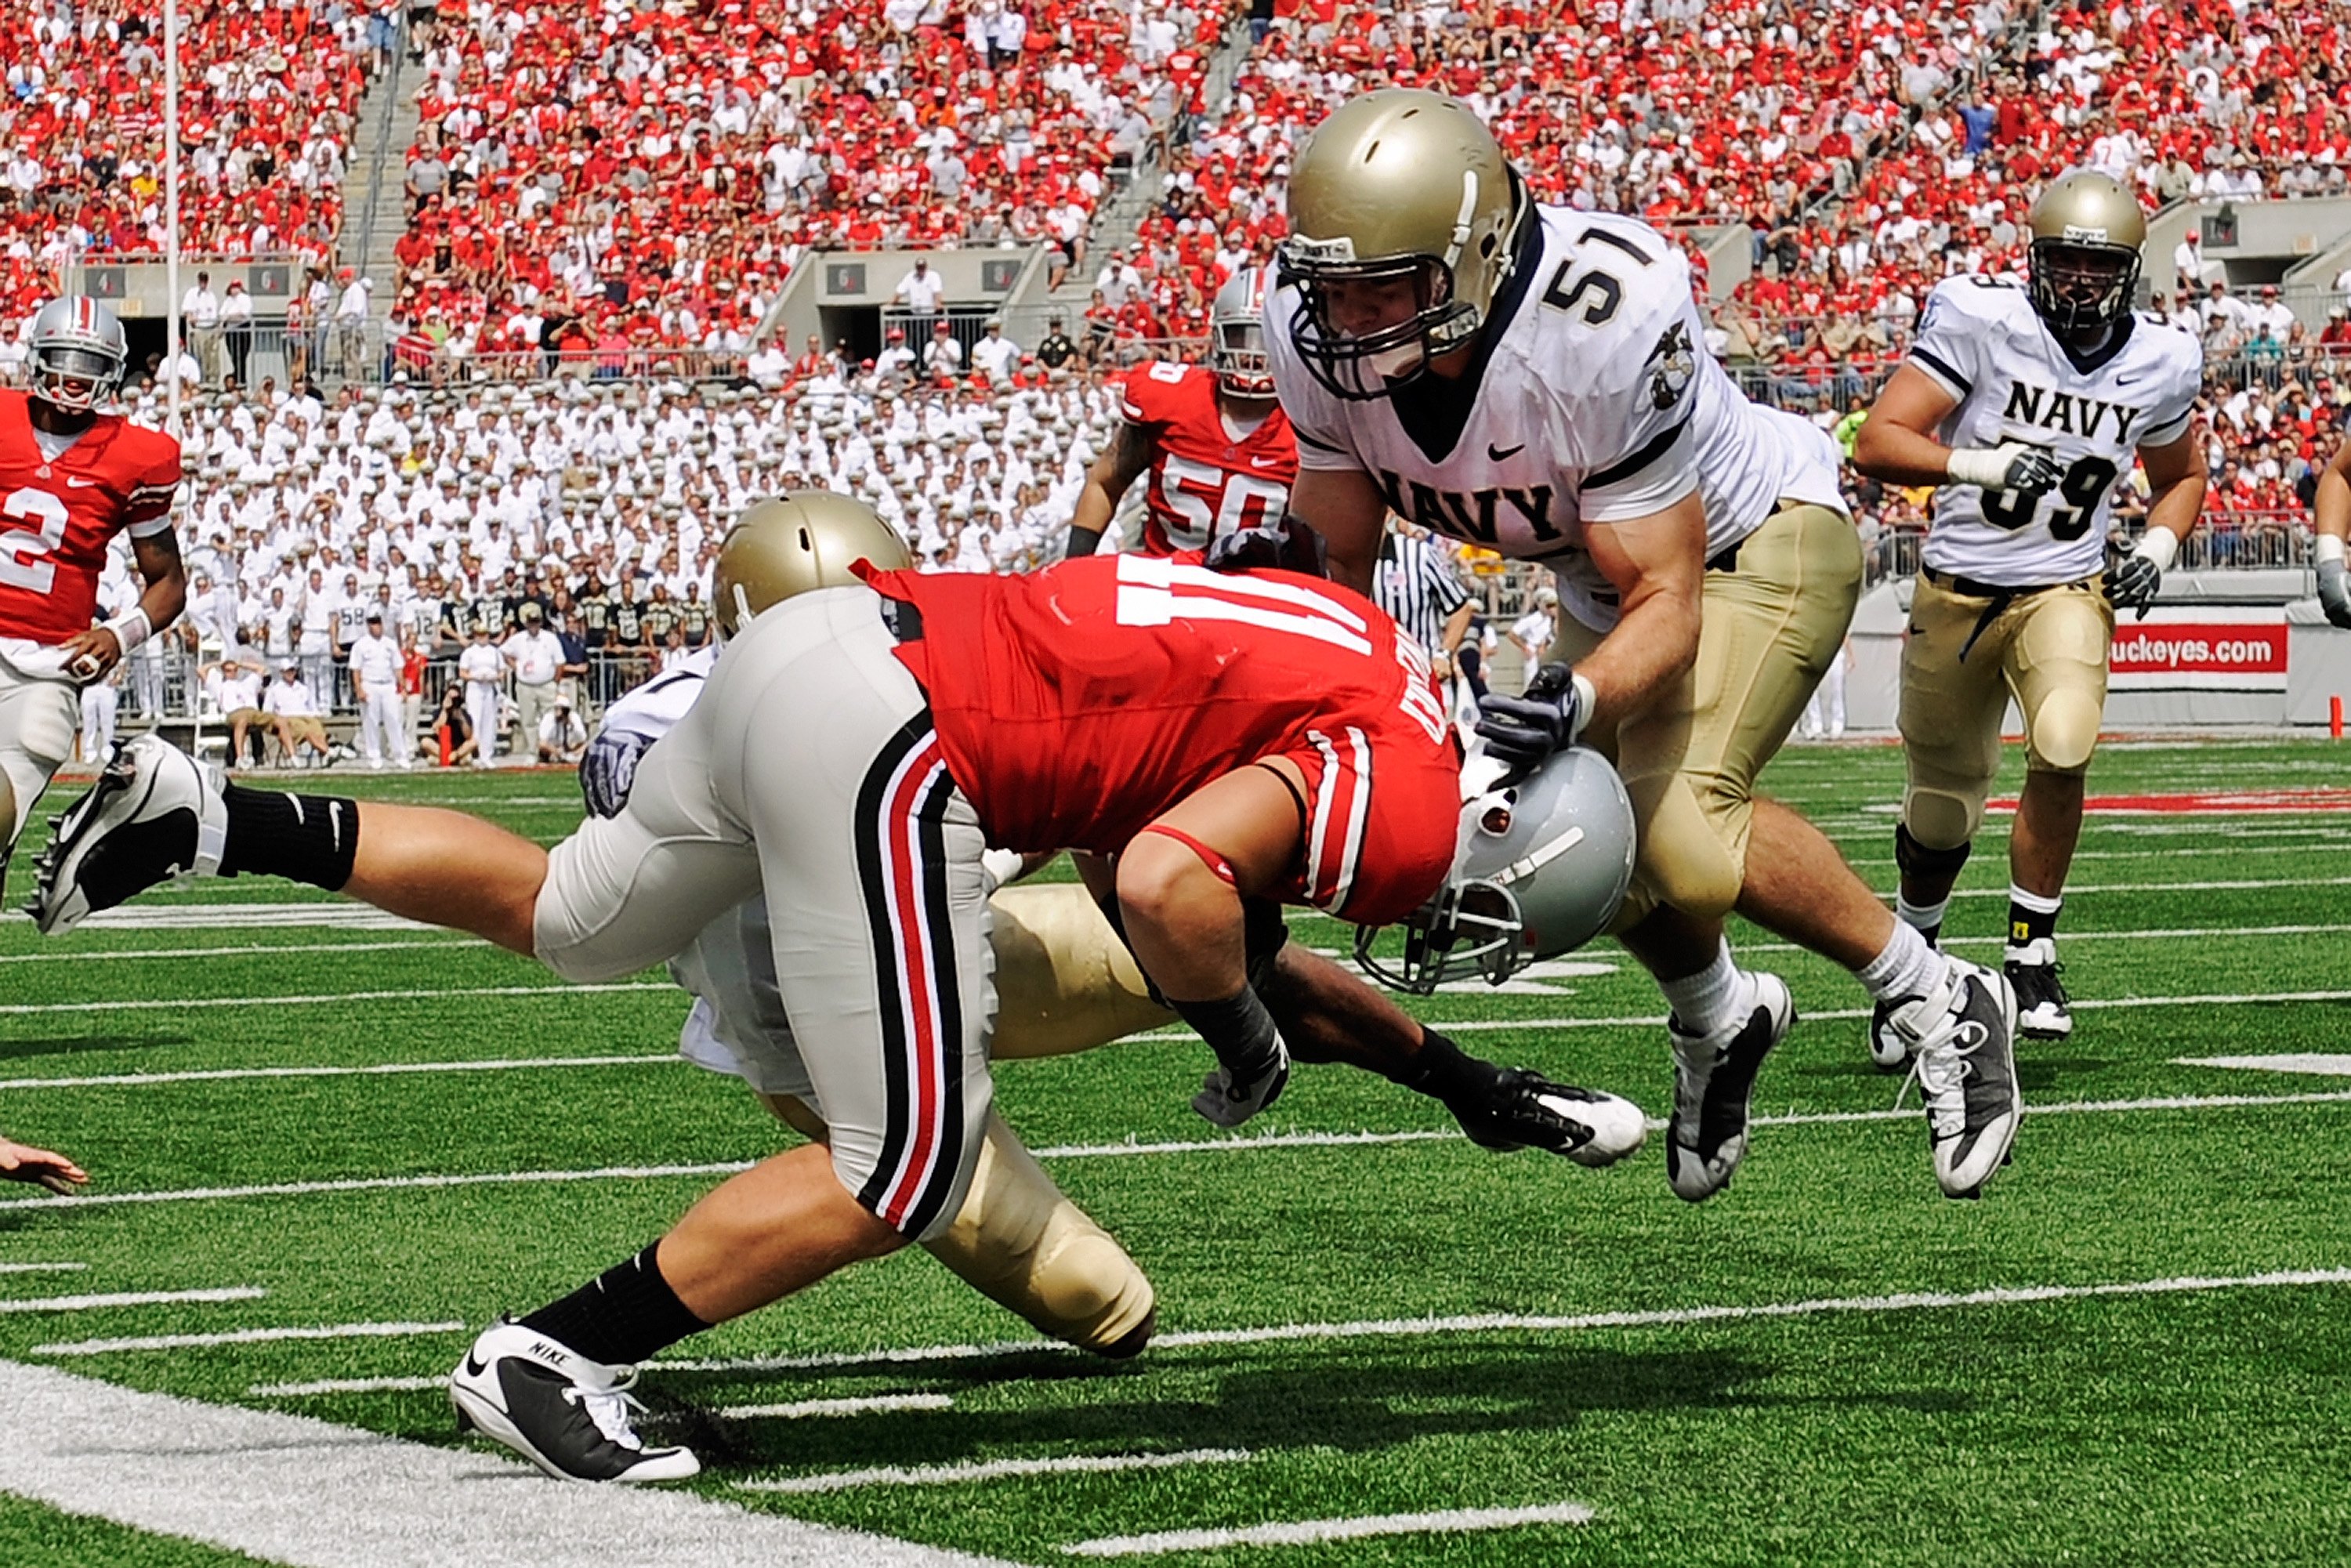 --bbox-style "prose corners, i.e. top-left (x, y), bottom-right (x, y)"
top-left (29, 296), bottom-right (128, 414)
top-left (1210, 263), bottom-right (1275, 399)
top-left (1356, 744), bottom-right (1636, 994)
